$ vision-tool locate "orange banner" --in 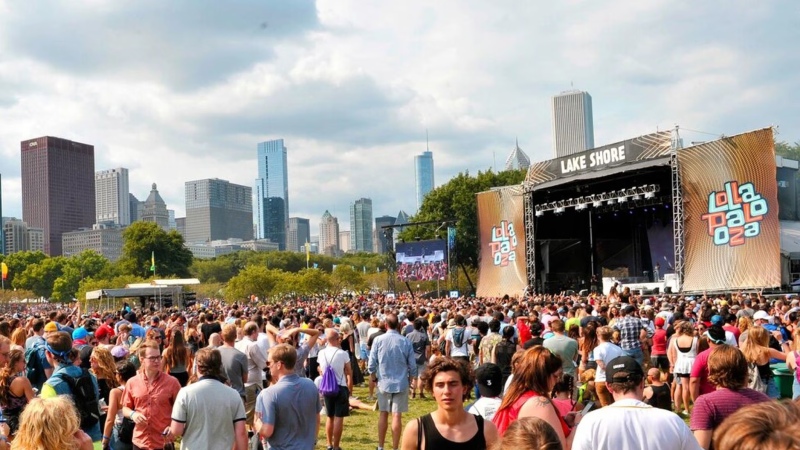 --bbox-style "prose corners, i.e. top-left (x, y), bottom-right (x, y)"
top-left (679, 128), bottom-right (780, 291)
top-left (476, 185), bottom-right (527, 297)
